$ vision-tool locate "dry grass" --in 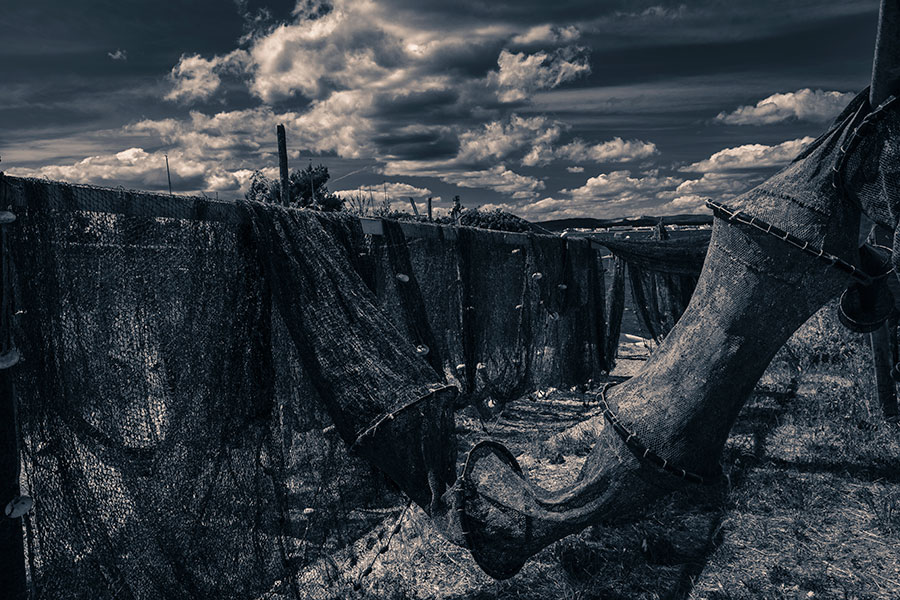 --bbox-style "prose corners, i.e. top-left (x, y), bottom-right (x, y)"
top-left (294, 300), bottom-right (900, 599)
